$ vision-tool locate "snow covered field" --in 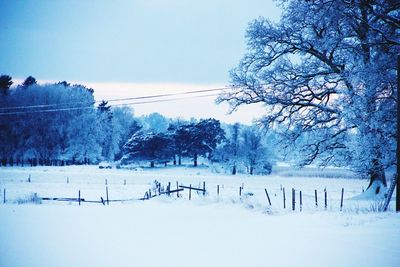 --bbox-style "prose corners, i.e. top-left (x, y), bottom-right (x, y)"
top-left (0, 165), bottom-right (399, 267)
